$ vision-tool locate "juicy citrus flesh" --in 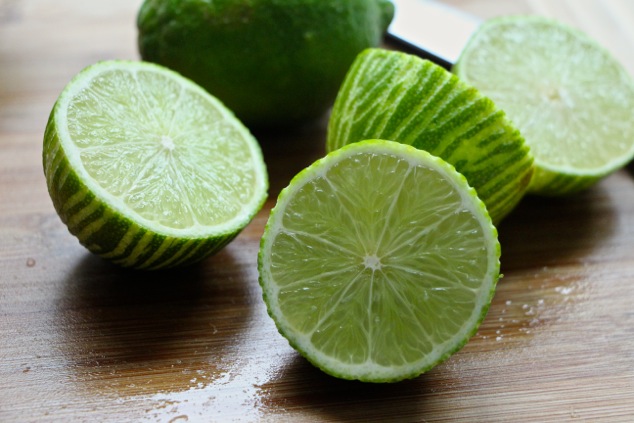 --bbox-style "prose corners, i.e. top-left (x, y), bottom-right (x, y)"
top-left (137, 0), bottom-right (395, 127)
top-left (43, 61), bottom-right (268, 269)
top-left (259, 140), bottom-right (500, 382)
top-left (454, 15), bottom-right (634, 195)
top-left (327, 48), bottom-right (533, 223)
